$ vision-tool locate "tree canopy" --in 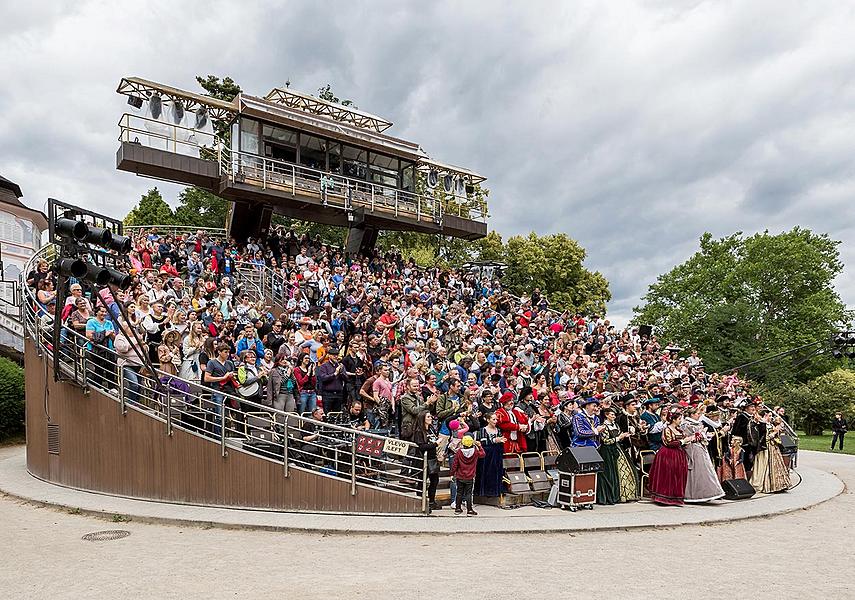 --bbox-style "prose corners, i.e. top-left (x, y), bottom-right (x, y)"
top-left (196, 75), bottom-right (242, 101)
top-left (633, 228), bottom-right (851, 381)
top-left (123, 188), bottom-right (175, 227)
top-left (765, 369), bottom-right (855, 435)
top-left (124, 187), bottom-right (228, 229)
